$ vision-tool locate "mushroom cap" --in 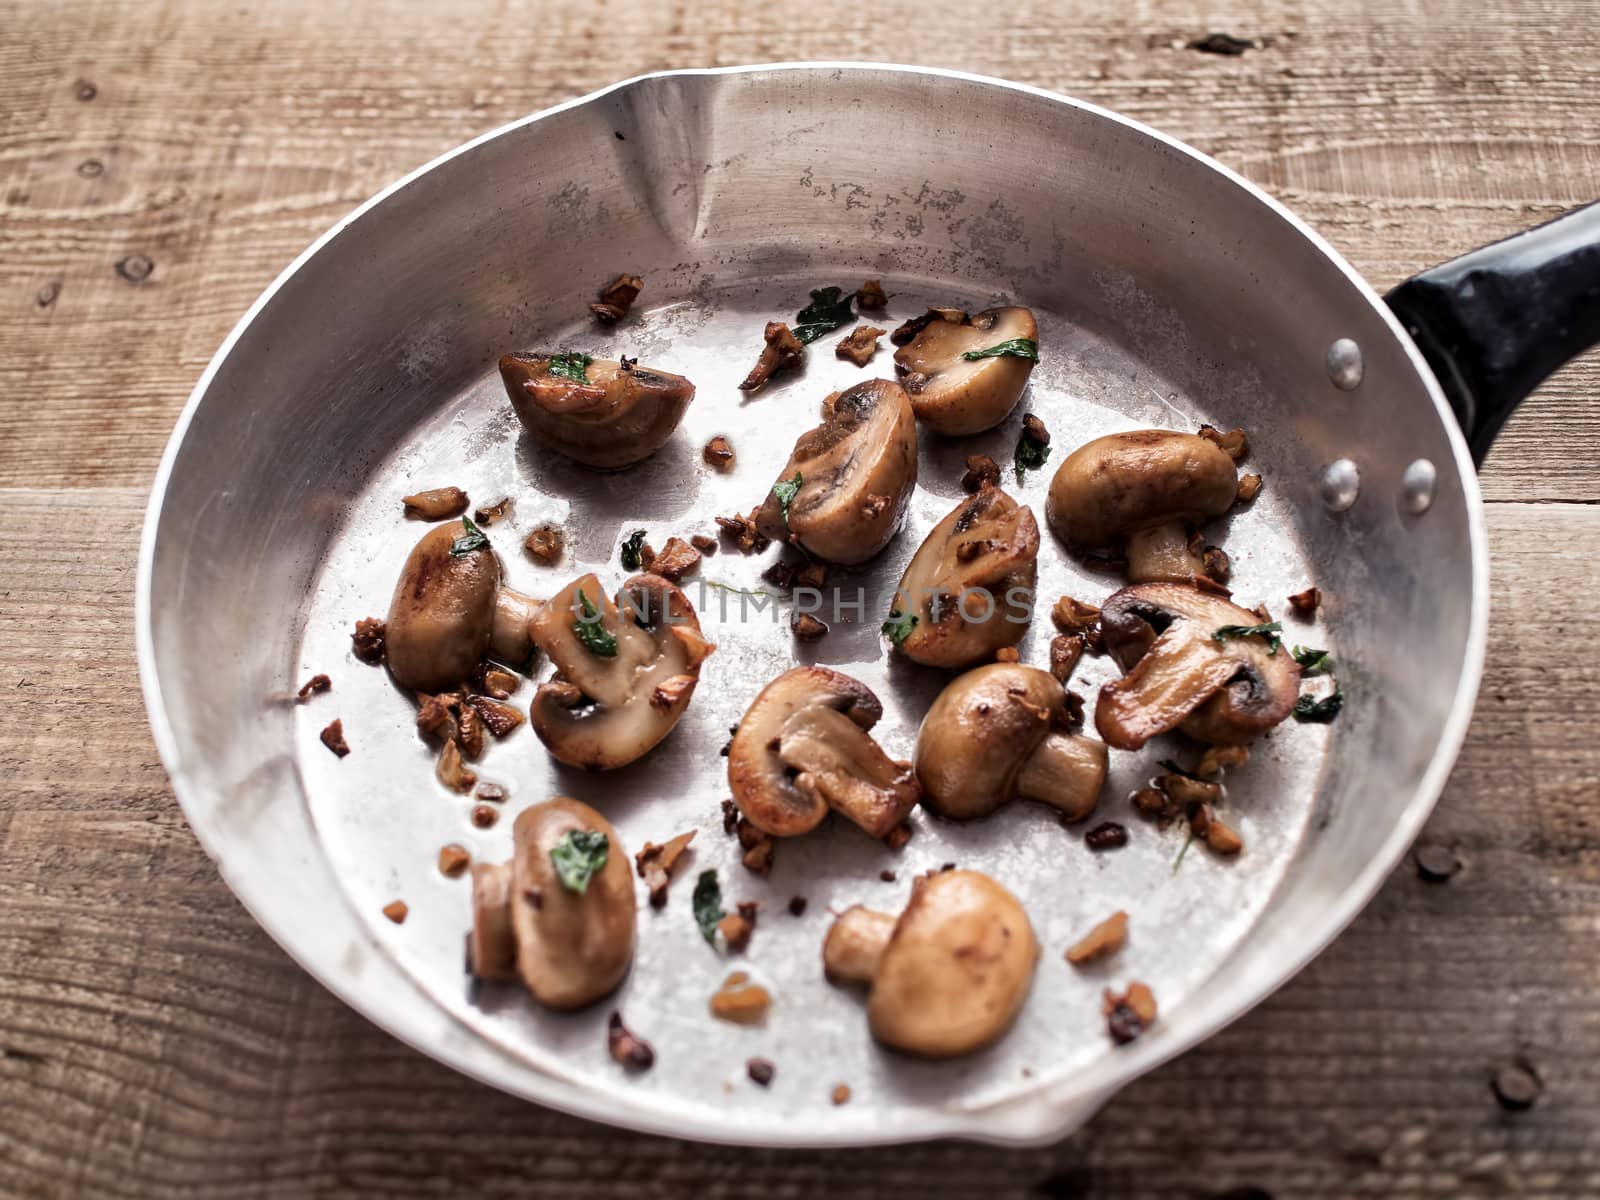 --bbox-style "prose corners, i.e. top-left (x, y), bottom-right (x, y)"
top-left (499, 353), bottom-right (694, 470)
top-left (893, 307), bottom-right (1038, 435)
top-left (866, 869), bottom-right (1040, 1058)
top-left (1097, 582), bottom-right (1301, 748)
top-left (385, 521), bottom-right (501, 693)
top-left (527, 572), bottom-right (713, 770)
top-left (914, 663), bottom-right (1106, 820)
top-left (893, 485), bottom-right (1039, 669)
top-left (728, 667), bottom-right (918, 839)
top-left (1045, 430), bottom-right (1238, 548)
top-left (507, 797), bottom-right (636, 1010)
top-left (753, 380), bottom-right (918, 565)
